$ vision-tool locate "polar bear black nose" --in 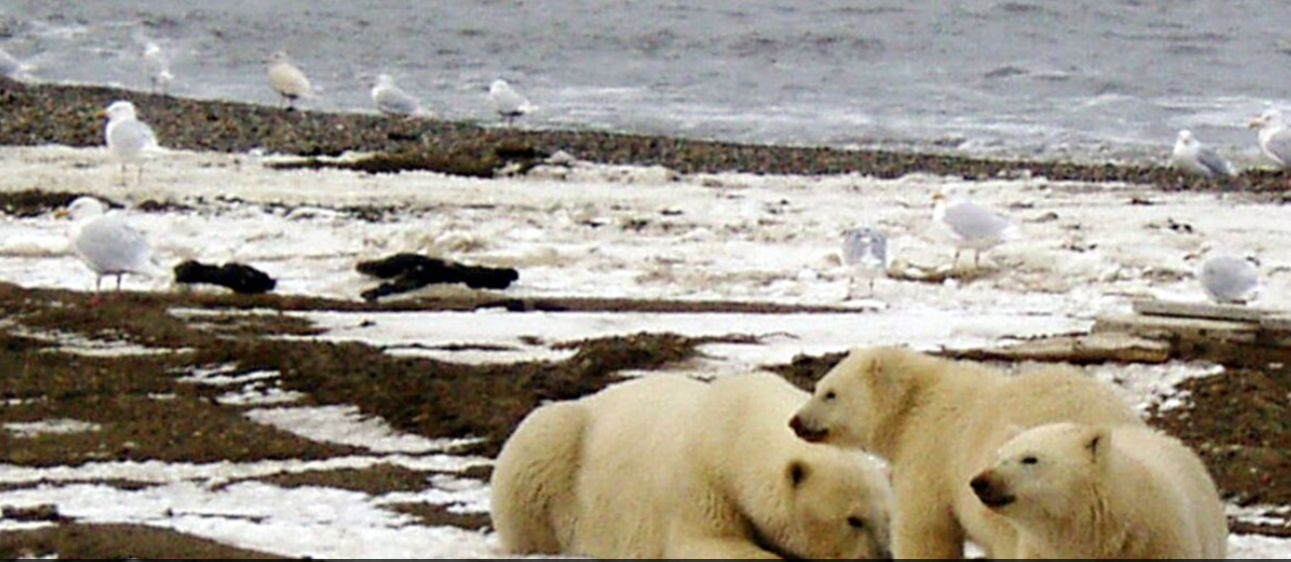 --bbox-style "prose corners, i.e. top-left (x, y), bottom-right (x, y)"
top-left (971, 472), bottom-right (1016, 508)
top-left (789, 416), bottom-right (828, 442)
